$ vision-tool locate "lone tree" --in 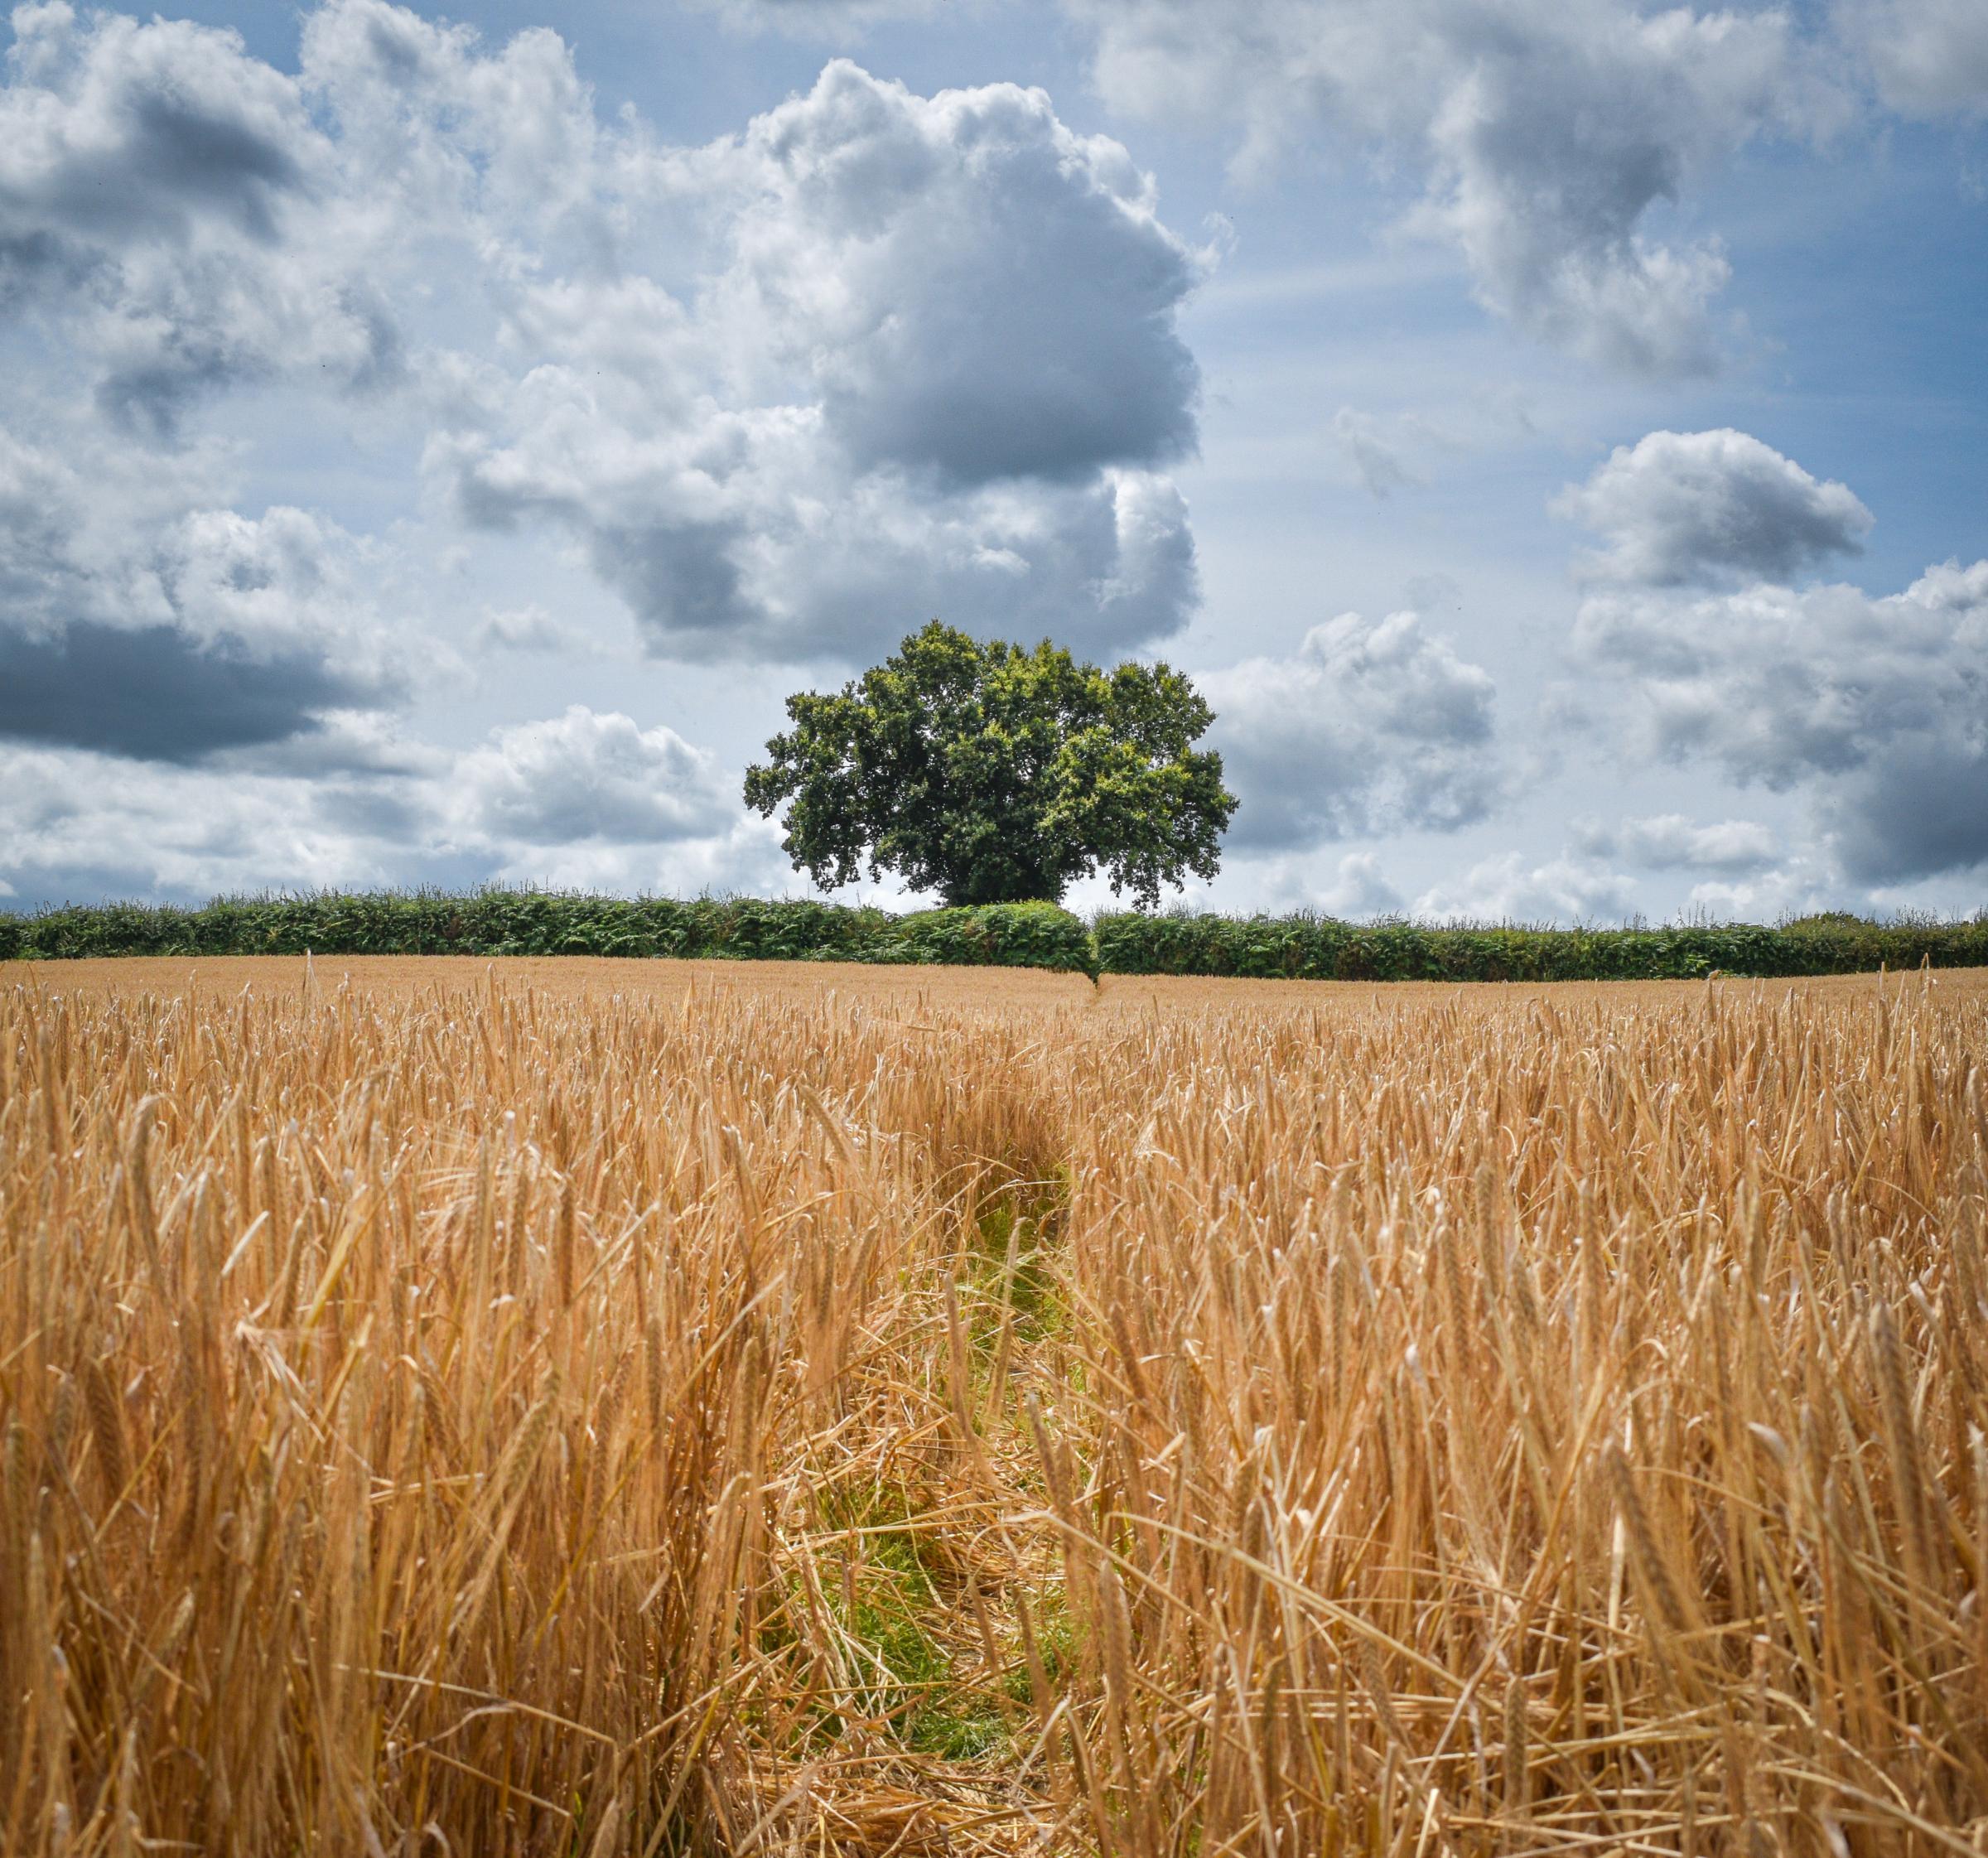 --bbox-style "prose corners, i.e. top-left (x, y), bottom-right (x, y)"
top-left (743, 621), bottom-right (1238, 908)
